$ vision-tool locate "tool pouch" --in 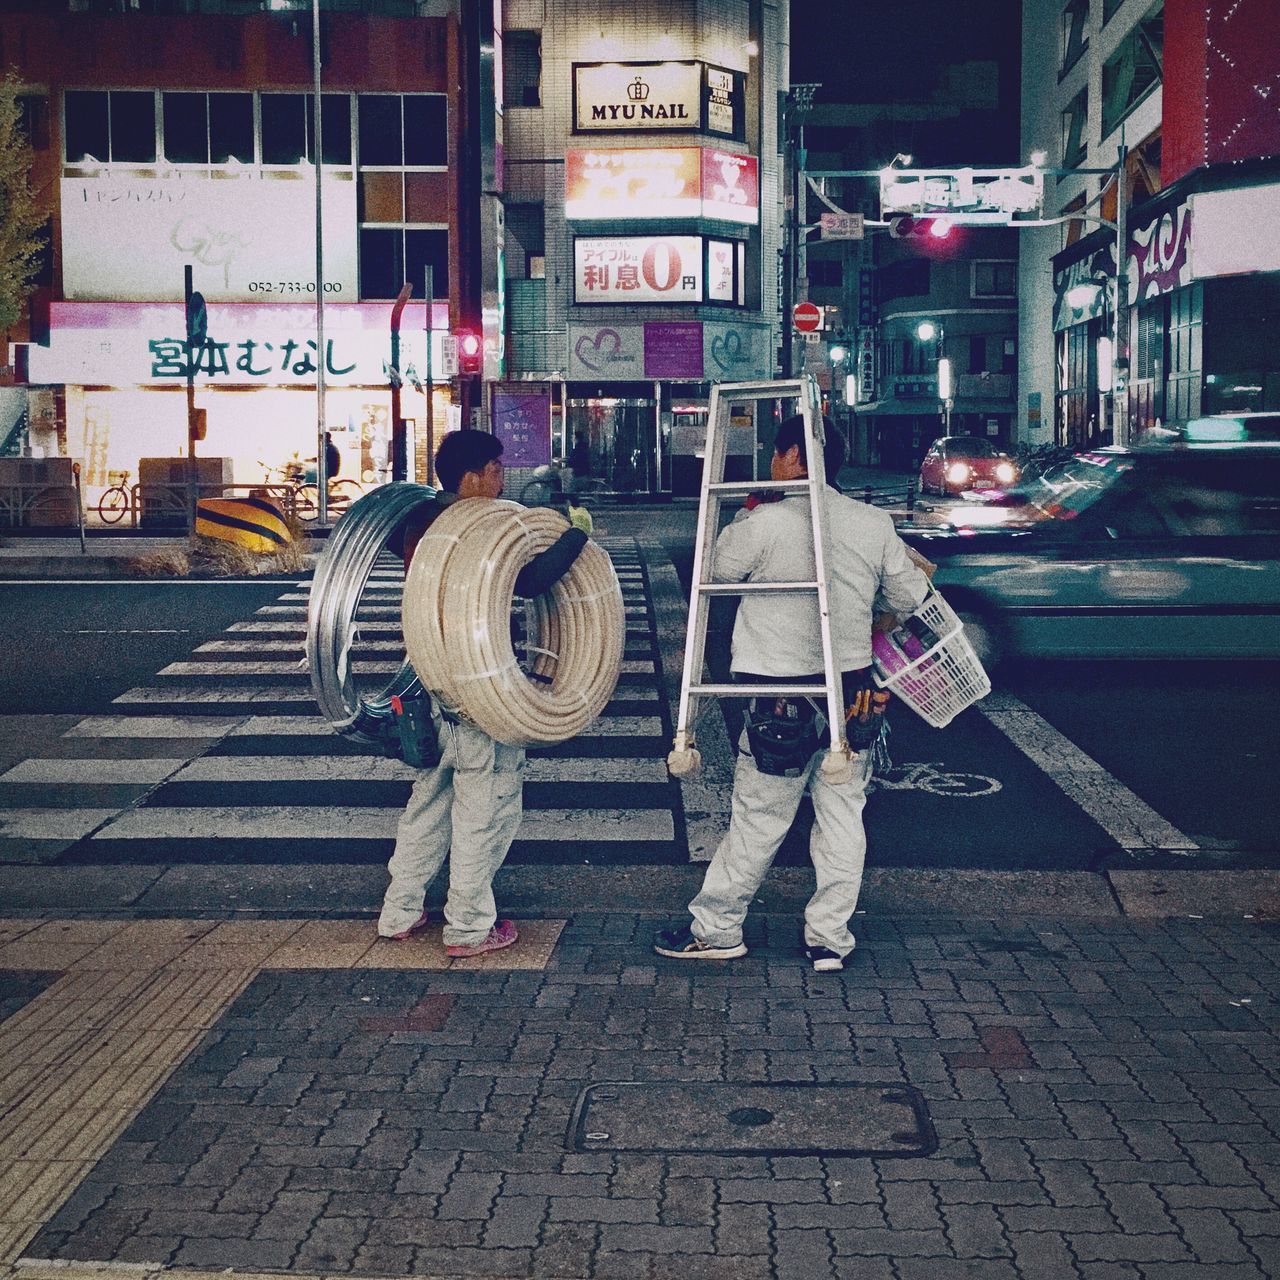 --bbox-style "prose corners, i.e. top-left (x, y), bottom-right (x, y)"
top-left (745, 697), bottom-right (820, 777)
top-left (842, 668), bottom-right (889, 754)
top-left (390, 689), bottom-right (442, 769)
